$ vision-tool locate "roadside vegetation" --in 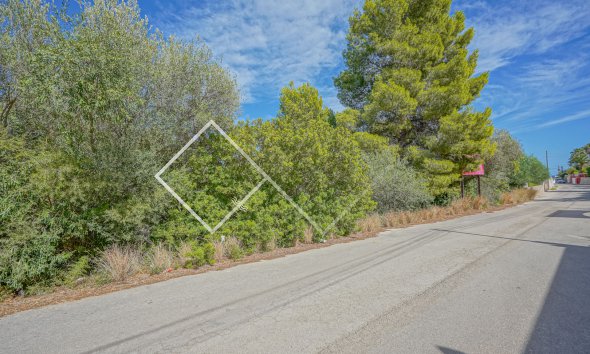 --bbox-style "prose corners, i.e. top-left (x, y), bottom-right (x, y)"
top-left (561, 143), bottom-right (590, 177)
top-left (0, 0), bottom-right (548, 299)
